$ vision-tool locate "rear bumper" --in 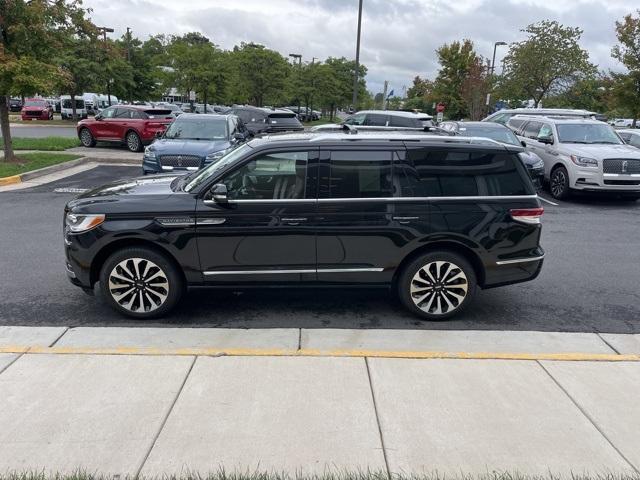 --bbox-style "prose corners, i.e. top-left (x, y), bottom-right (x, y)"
top-left (483, 248), bottom-right (545, 288)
